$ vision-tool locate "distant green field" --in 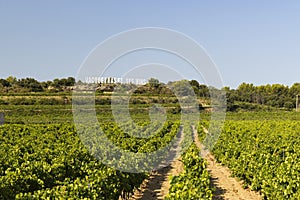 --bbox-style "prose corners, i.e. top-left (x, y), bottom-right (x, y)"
top-left (0, 104), bottom-right (184, 124)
